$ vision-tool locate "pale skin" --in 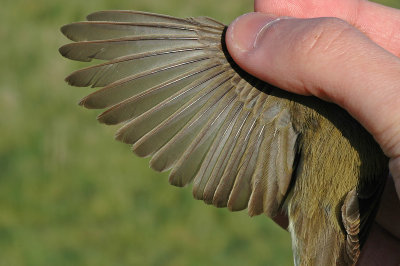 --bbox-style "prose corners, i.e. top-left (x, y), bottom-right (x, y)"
top-left (226, 0), bottom-right (400, 264)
